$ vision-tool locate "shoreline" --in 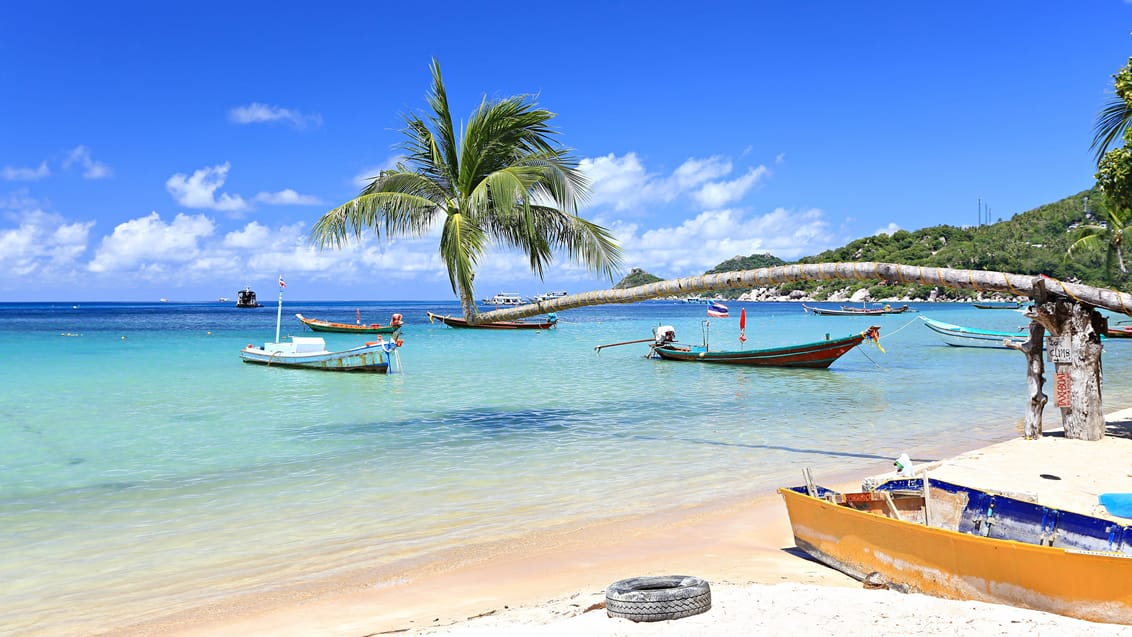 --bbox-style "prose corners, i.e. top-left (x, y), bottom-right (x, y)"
top-left (114, 421), bottom-right (1081, 636)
